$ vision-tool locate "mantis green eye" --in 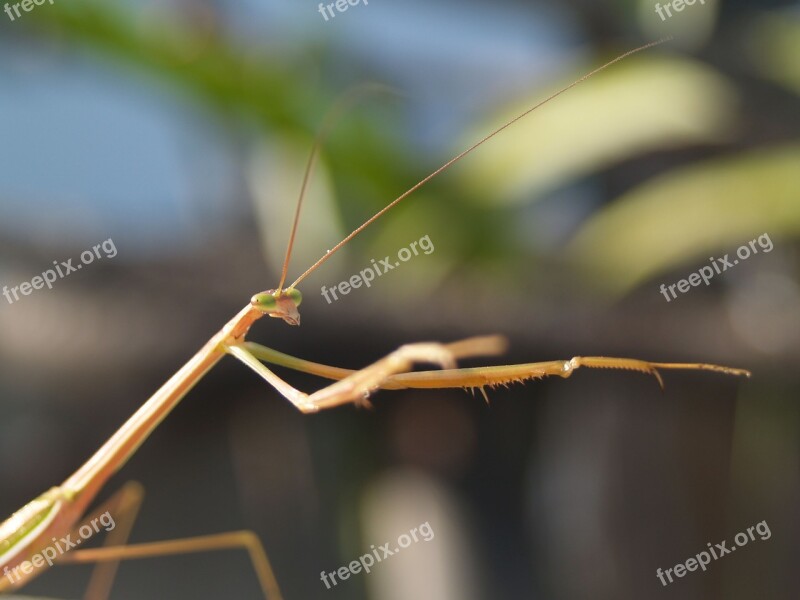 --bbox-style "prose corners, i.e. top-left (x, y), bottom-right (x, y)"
top-left (285, 288), bottom-right (302, 307)
top-left (250, 292), bottom-right (277, 310)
